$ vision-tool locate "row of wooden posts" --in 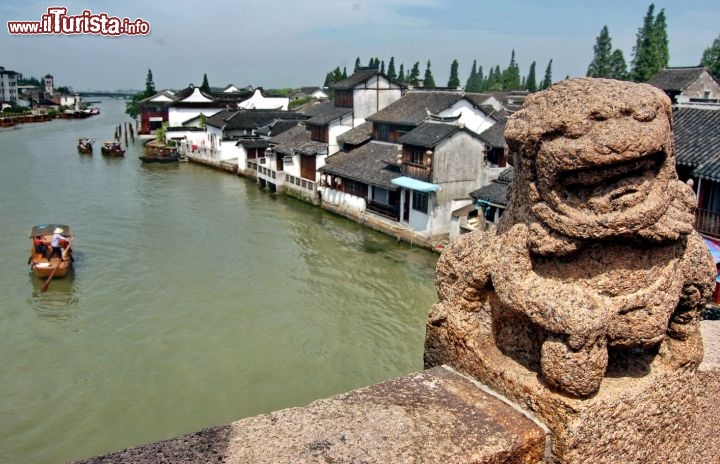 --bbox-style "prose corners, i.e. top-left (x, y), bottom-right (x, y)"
top-left (114, 122), bottom-right (135, 145)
